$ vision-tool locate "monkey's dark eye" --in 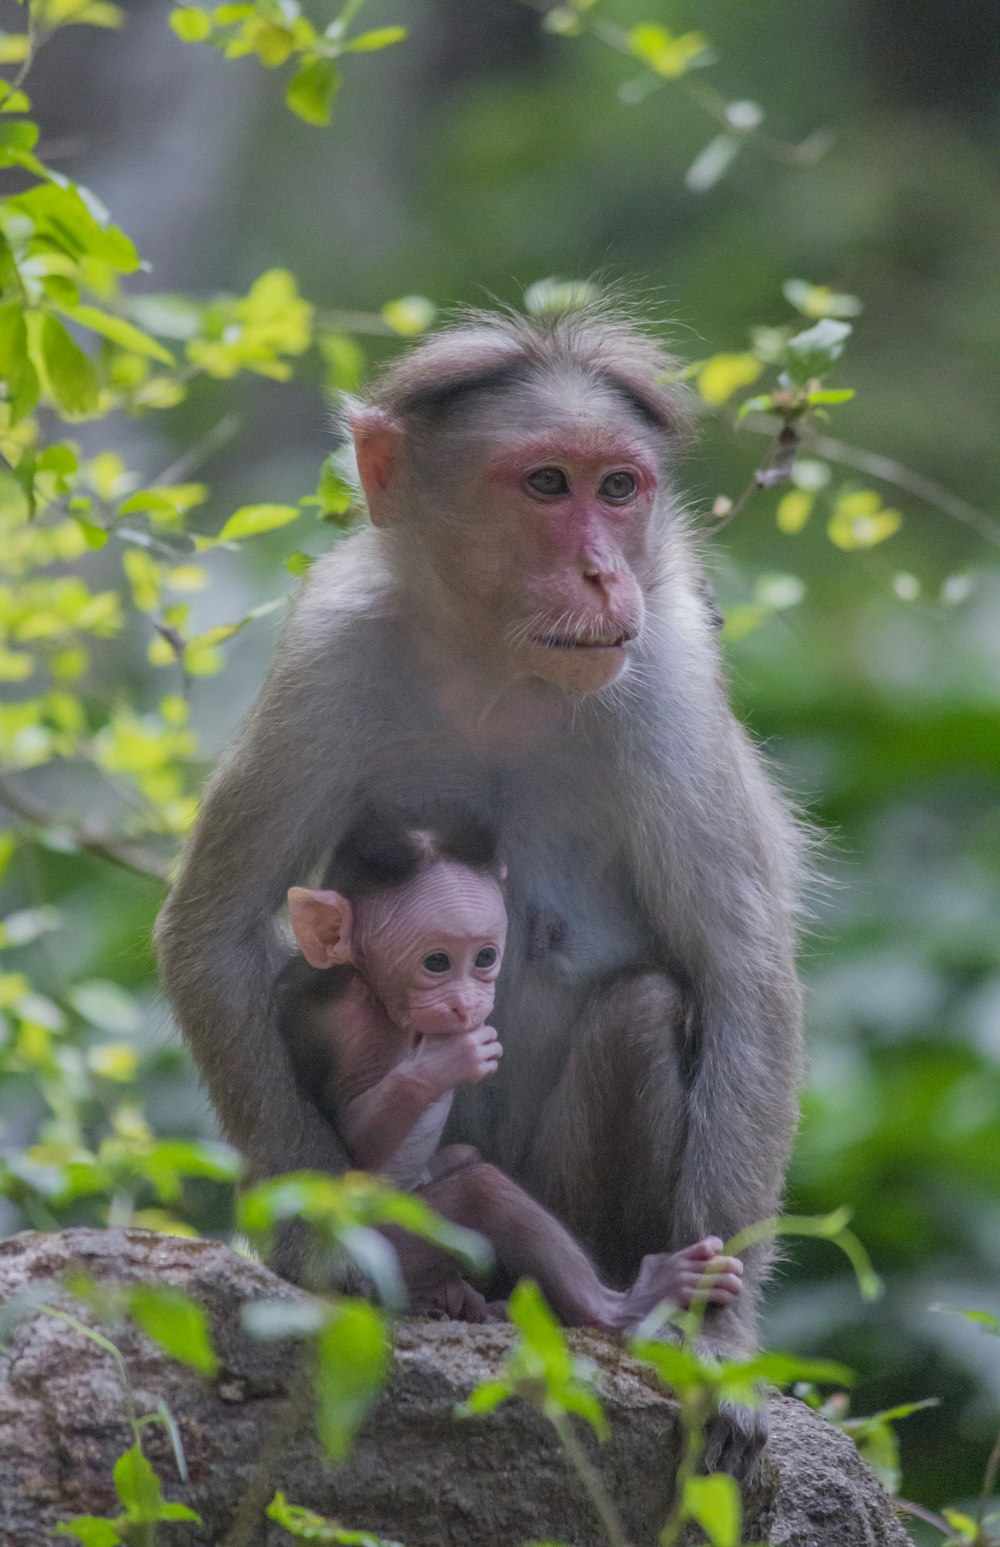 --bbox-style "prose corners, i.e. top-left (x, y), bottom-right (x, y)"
top-left (525, 467), bottom-right (570, 498)
top-left (475, 946), bottom-right (499, 970)
top-left (600, 471), bottom-right (637, 502)
top-left (422, 952), bottom-right (451, 974)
